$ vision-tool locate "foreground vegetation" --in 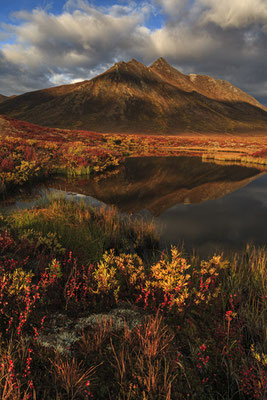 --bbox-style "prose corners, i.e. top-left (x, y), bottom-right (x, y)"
top-left (0, 198), bottom-right (266, 399)
top-left (0, 136), bottom-right (124, 194)
top-left (0, 115), bottom-right (266, 398)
